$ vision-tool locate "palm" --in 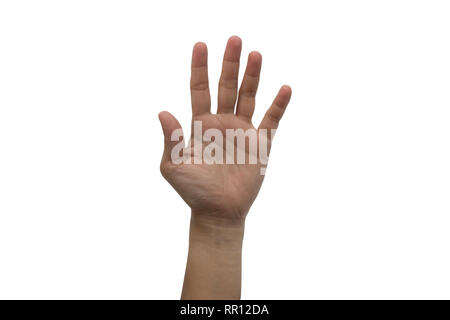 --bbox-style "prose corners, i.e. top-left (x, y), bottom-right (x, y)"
top-left (159, 36), bottom-right (291, 219)
top-left (173, 113), bottom-right (261, 218)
